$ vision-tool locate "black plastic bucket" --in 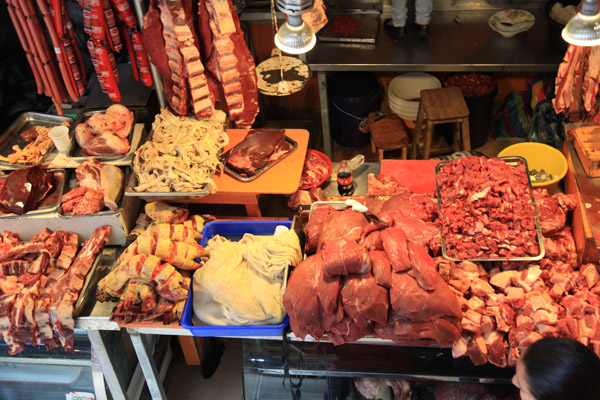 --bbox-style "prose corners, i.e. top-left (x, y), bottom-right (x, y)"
top-left (445, 74), bottom-right (498, 149)
top-left (464, 87), bottom-right (498, 148)
top-left (328, 72), bottom-right (379, 148)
